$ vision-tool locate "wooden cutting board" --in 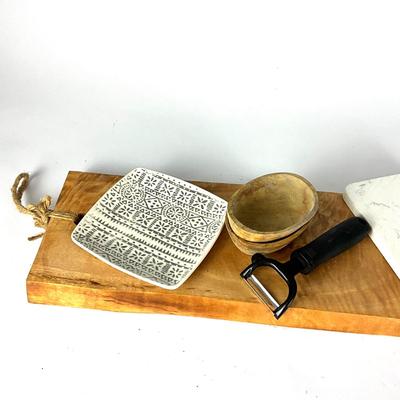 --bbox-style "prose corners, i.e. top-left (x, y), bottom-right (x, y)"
top-left (26, 171), bottom-right (400, 336)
